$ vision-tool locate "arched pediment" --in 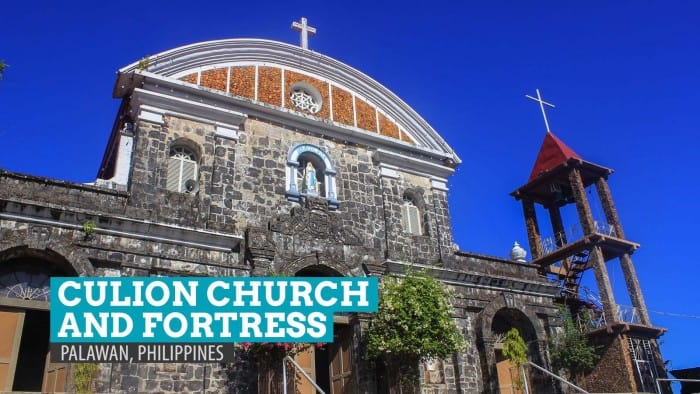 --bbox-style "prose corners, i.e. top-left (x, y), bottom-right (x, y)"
top-left (115, 39), bottom-right (460, 164)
